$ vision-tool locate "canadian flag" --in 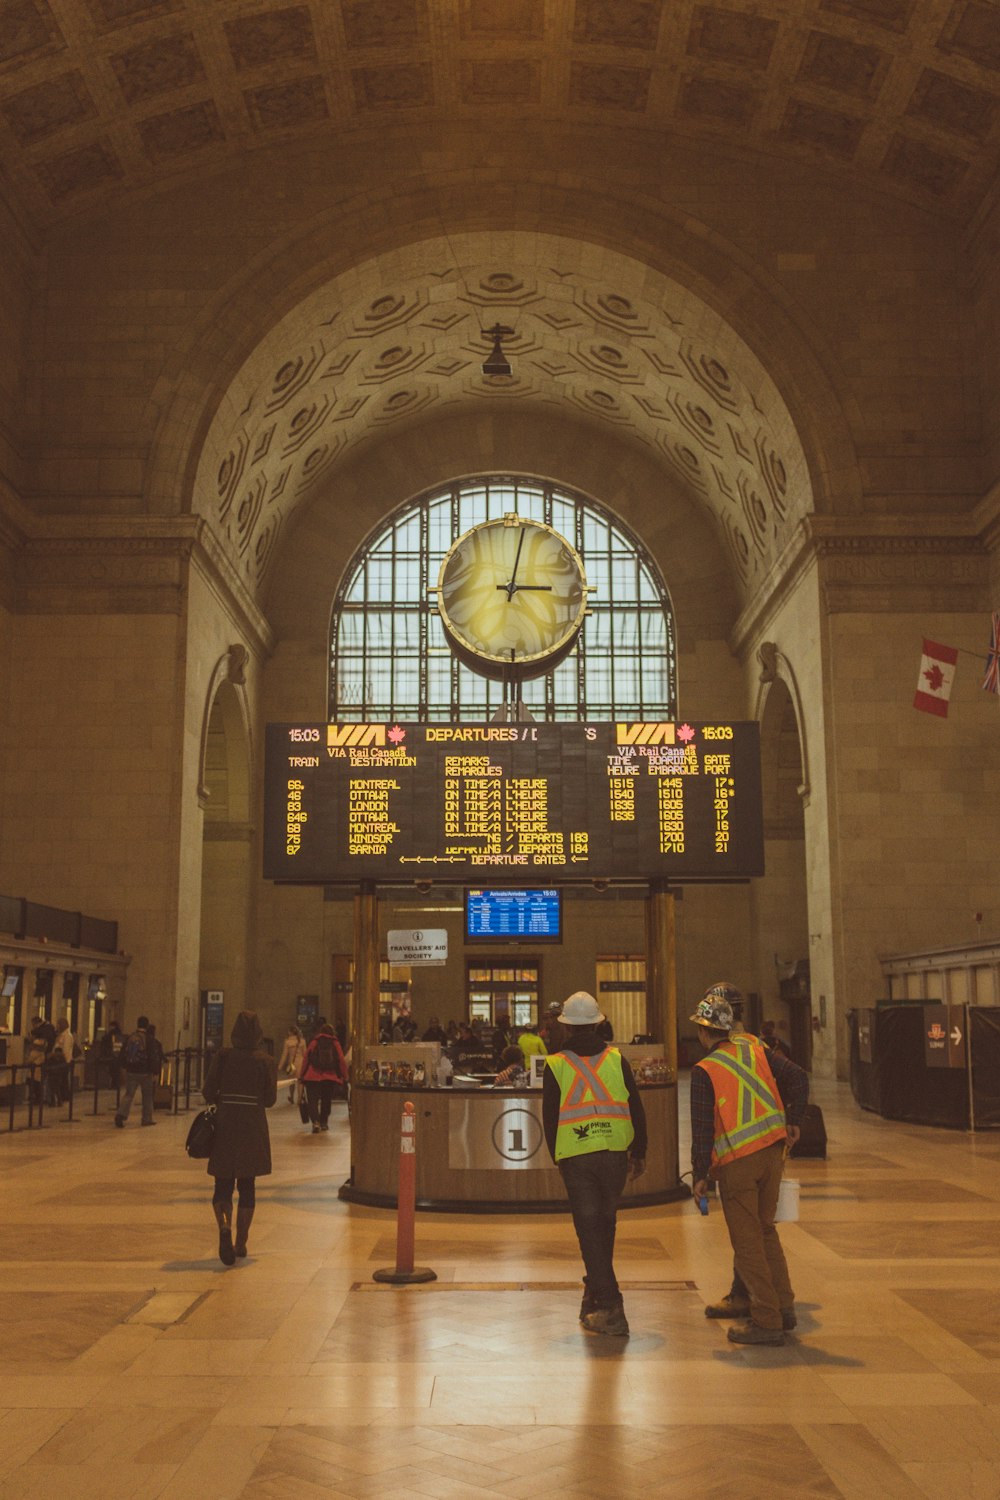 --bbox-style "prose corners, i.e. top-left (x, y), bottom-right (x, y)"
top-left (914, 638), bottom-right (958, 717)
